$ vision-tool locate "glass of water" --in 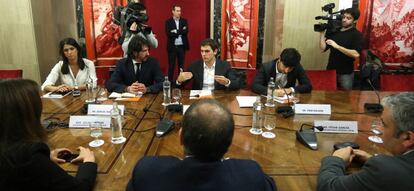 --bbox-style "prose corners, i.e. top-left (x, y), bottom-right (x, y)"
top-left (368, 118), bottom-right (383, 143)
top-left (89, 122), bottom-right (104, 147)
top-left (172, 88), bottom-right (182, 104)
top-left (262, 114), bottom-right (276, 138)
